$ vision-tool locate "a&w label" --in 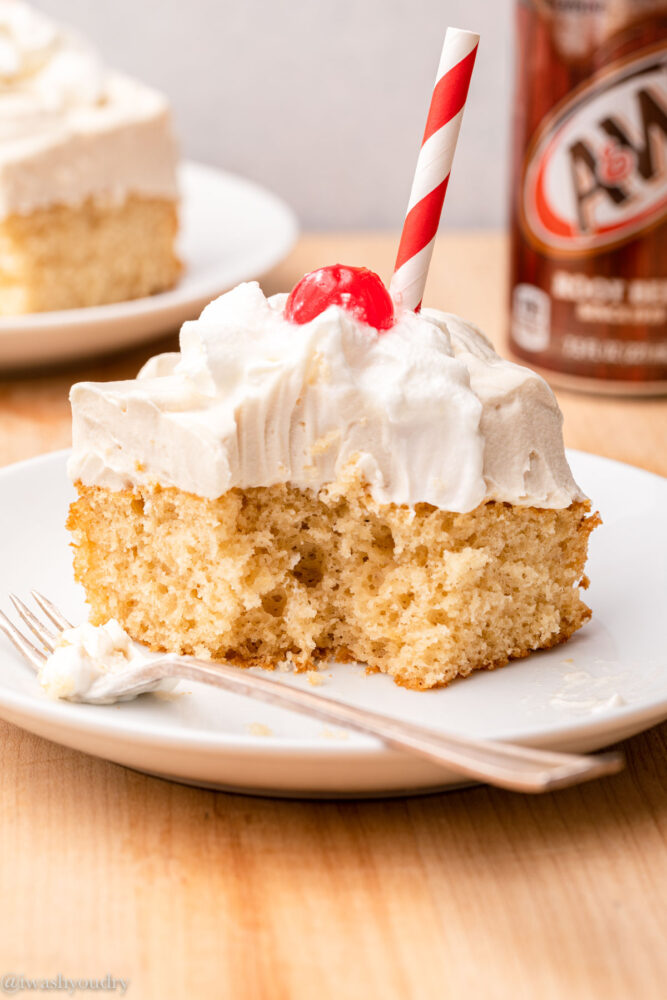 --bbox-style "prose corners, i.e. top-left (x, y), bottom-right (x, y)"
top-left (521, 45), bottom-right (667, 256)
